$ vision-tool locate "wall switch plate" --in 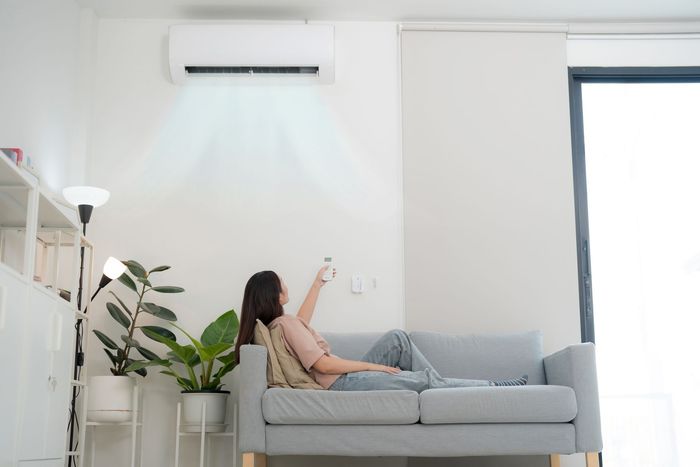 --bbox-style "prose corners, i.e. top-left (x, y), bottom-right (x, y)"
top-left (351, 274), bottom-right (365, 294)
